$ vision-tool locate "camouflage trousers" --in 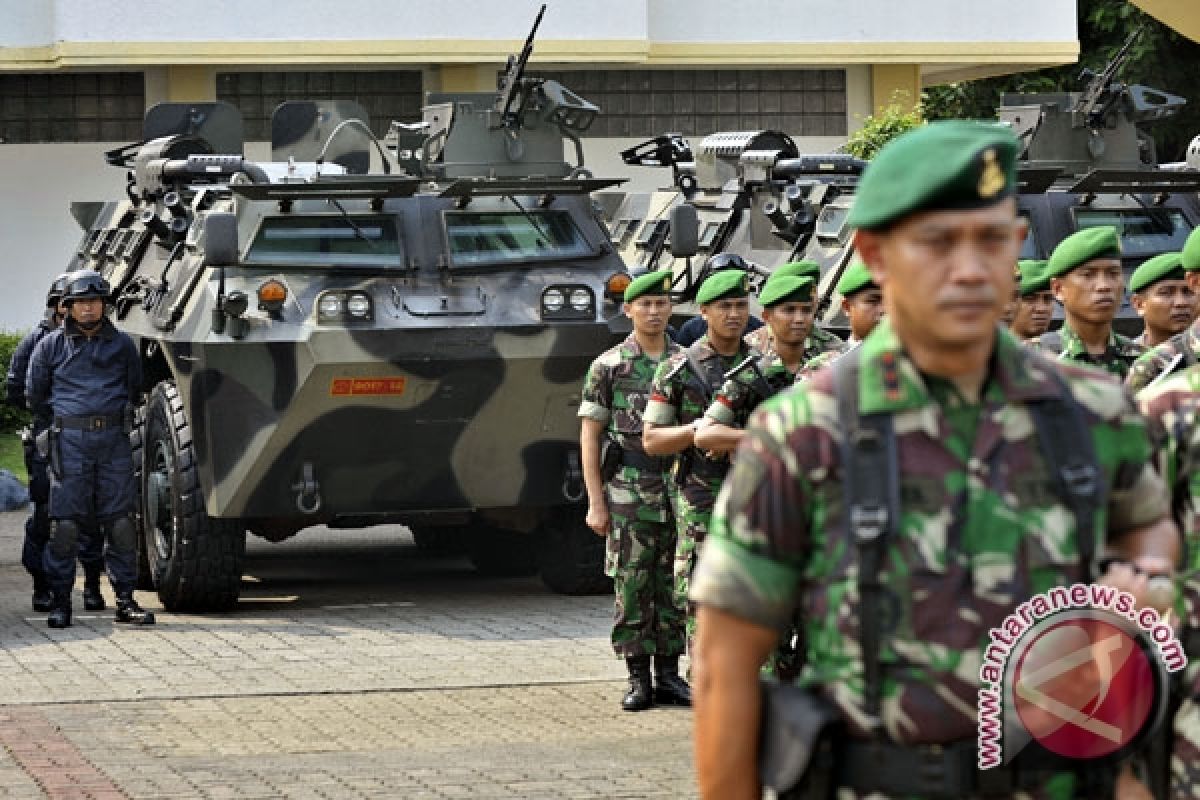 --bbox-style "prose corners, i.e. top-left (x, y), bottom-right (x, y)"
top-left (605, 470), bottom-right (685, 659)
top-left (1170, 660), bottom-right (1200, 799)
top-left (668, 479), bottom-right (717, 662)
